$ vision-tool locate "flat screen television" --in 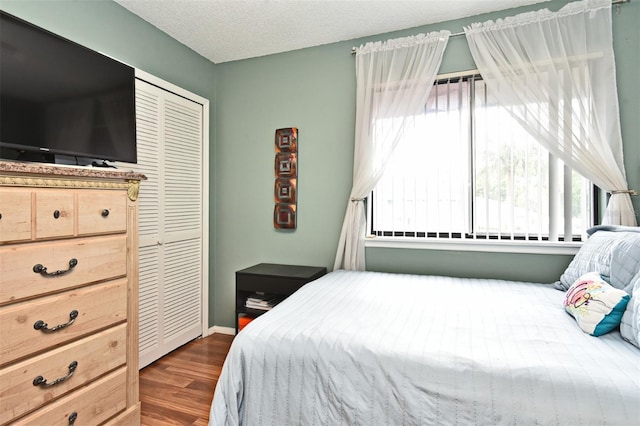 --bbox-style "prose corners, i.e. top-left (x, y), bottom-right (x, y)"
top-left (0, 11), bottom-right (136, 165)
